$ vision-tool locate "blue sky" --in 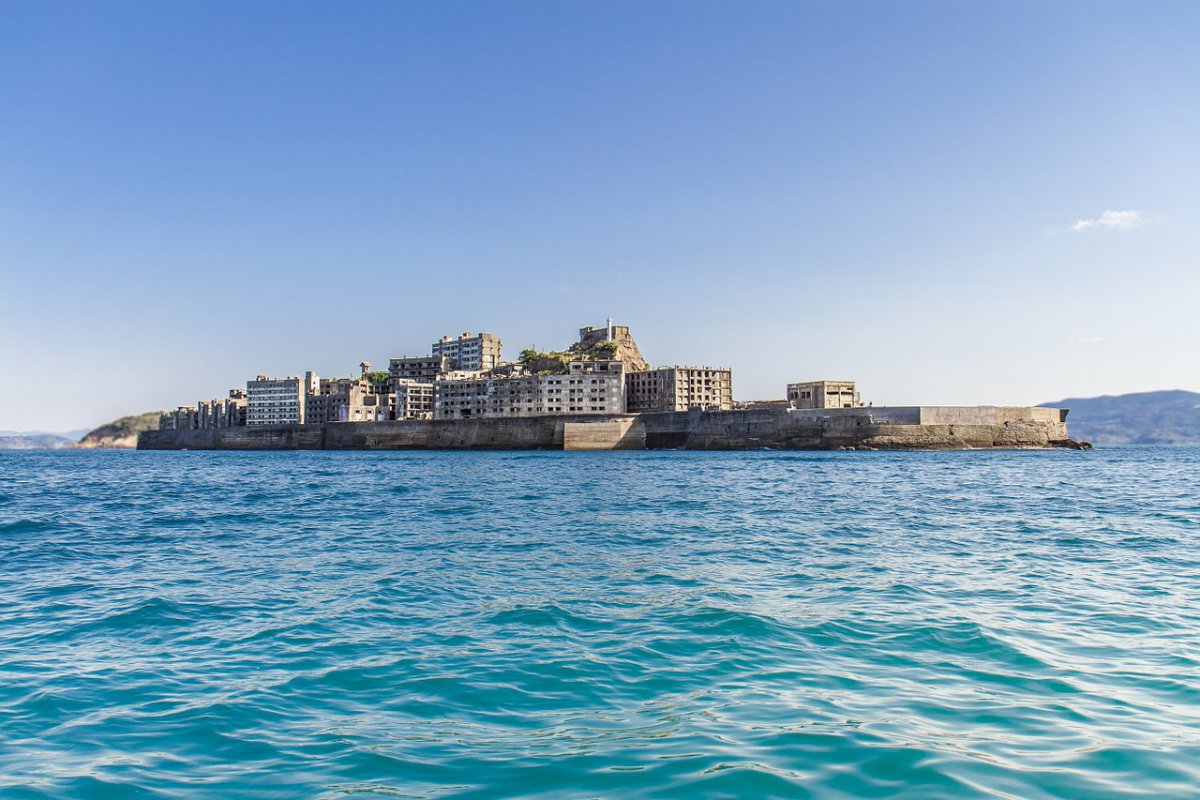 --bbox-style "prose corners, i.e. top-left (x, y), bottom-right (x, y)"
top-left (2, 1), bottom-right (1197, 431)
